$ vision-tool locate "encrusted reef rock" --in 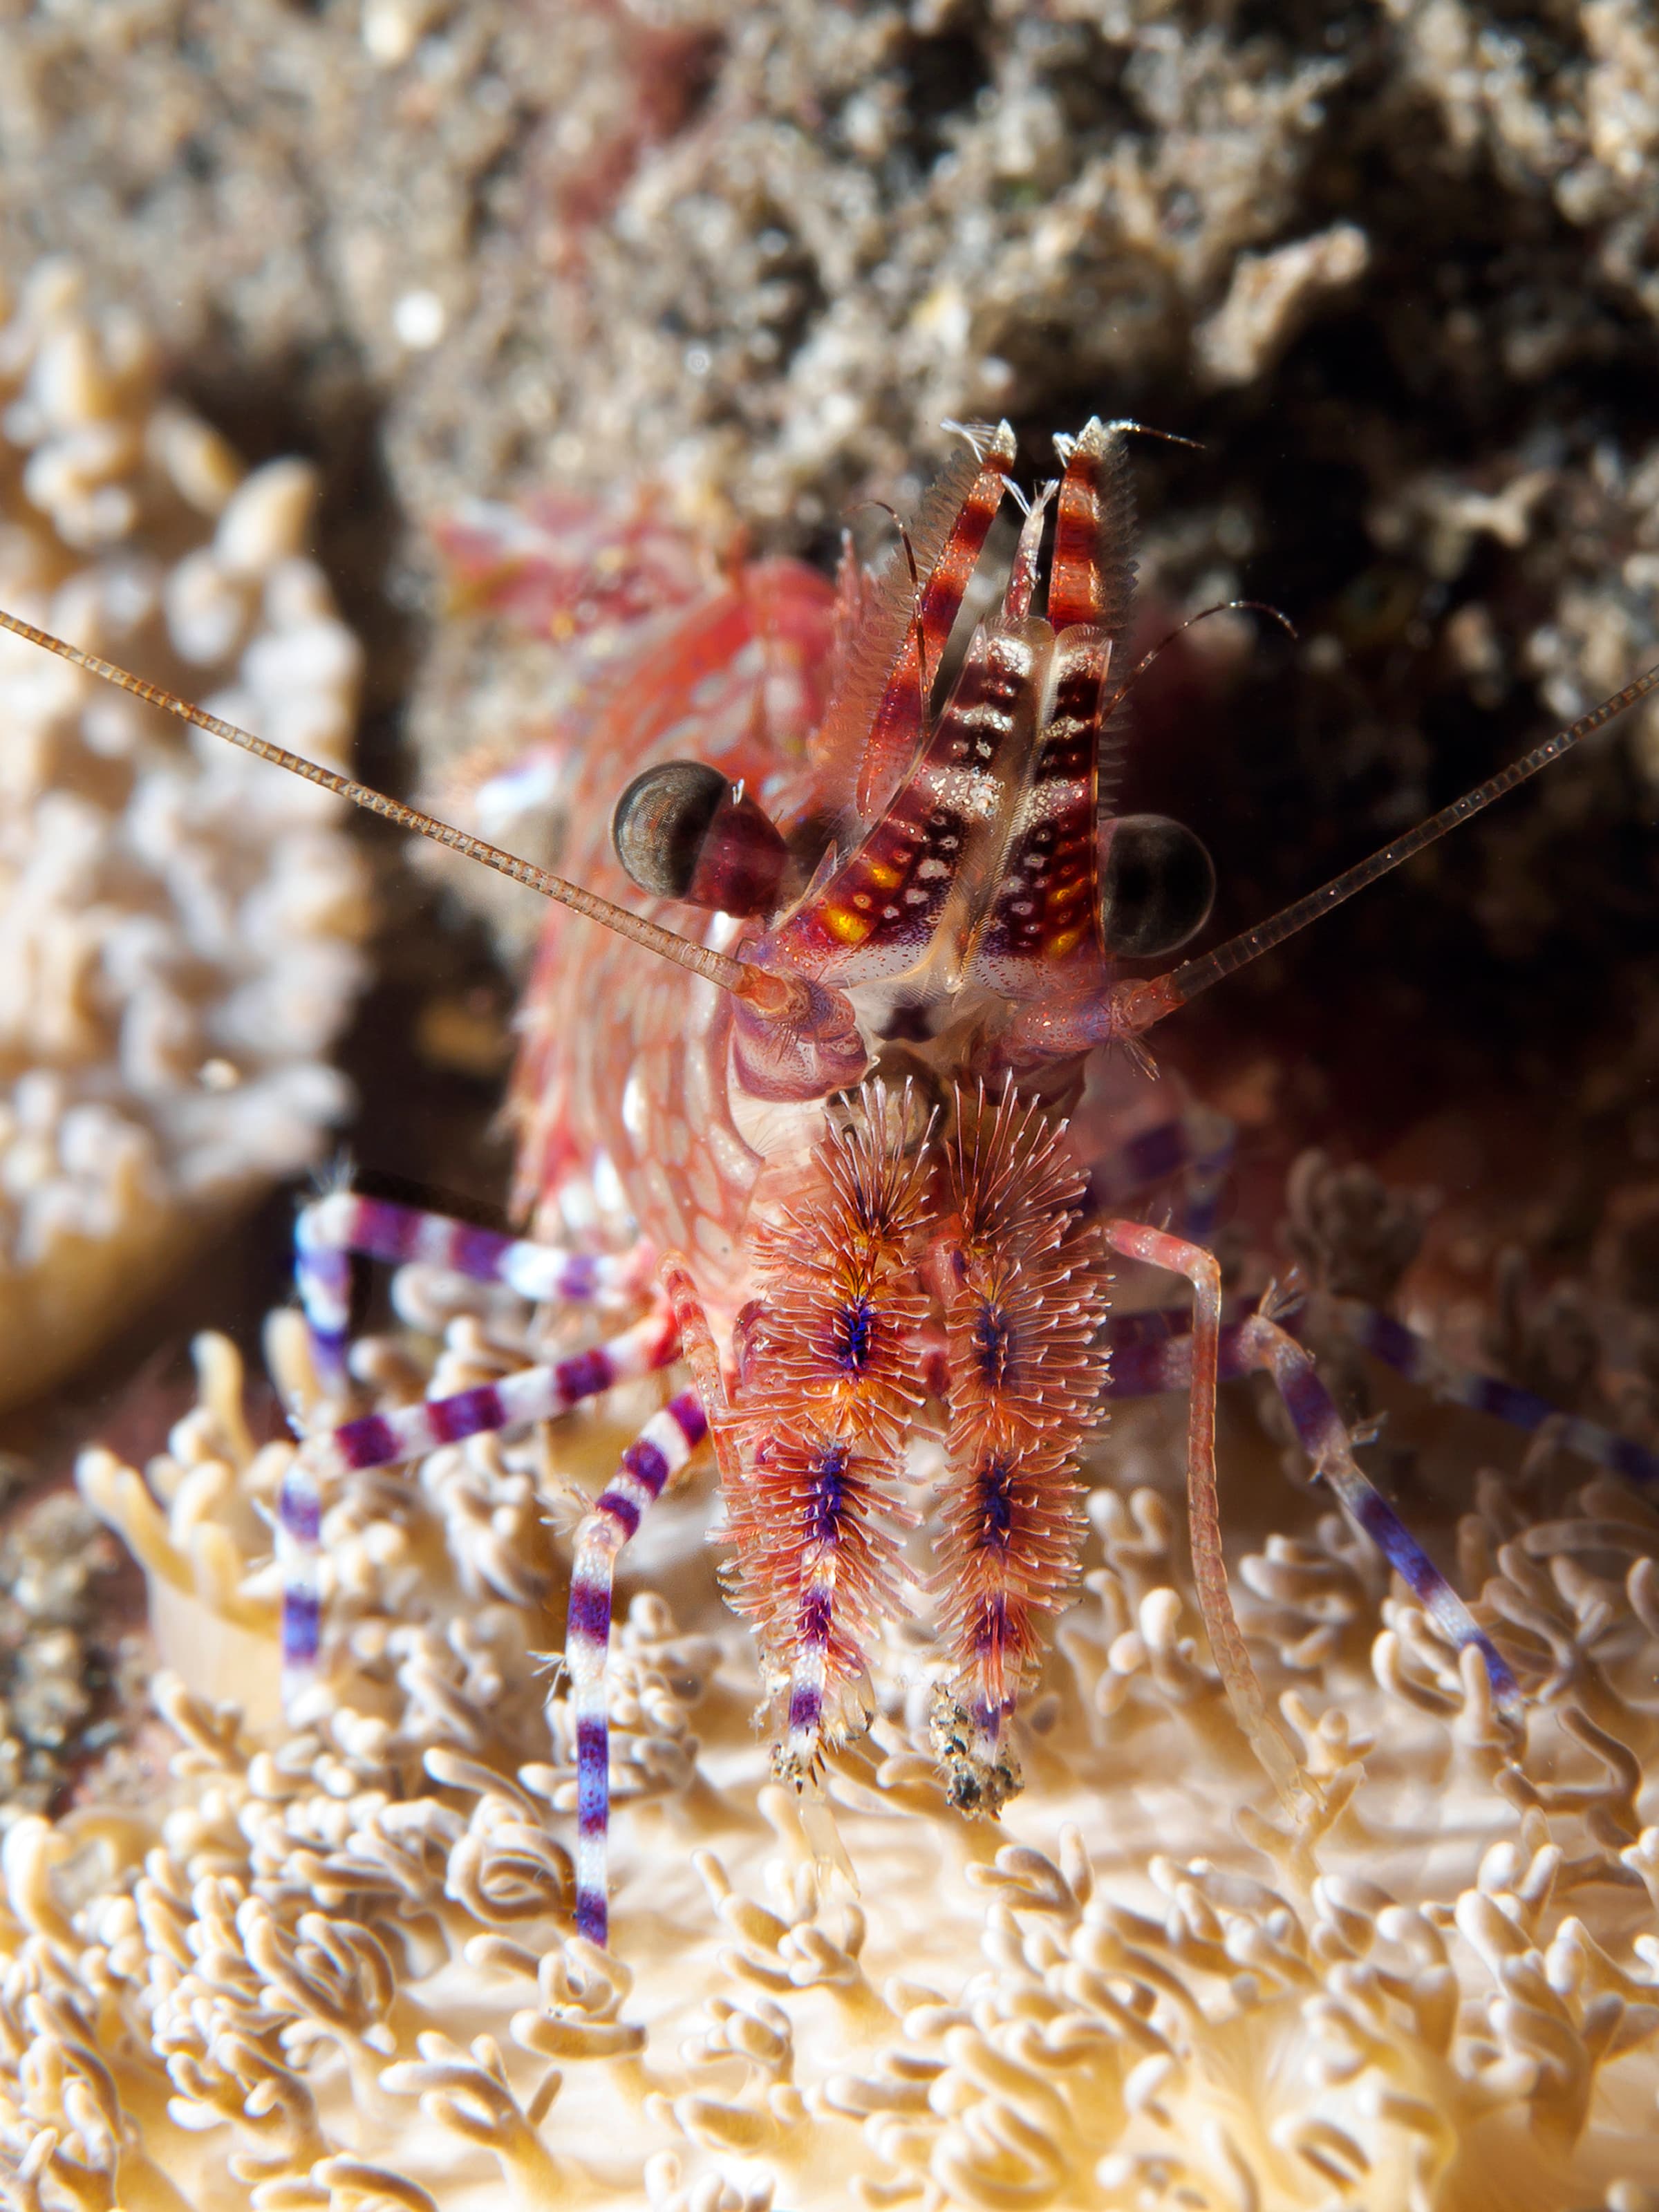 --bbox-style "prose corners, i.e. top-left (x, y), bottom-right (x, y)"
top-left (4, 1), bottom-right (1658, 1215)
